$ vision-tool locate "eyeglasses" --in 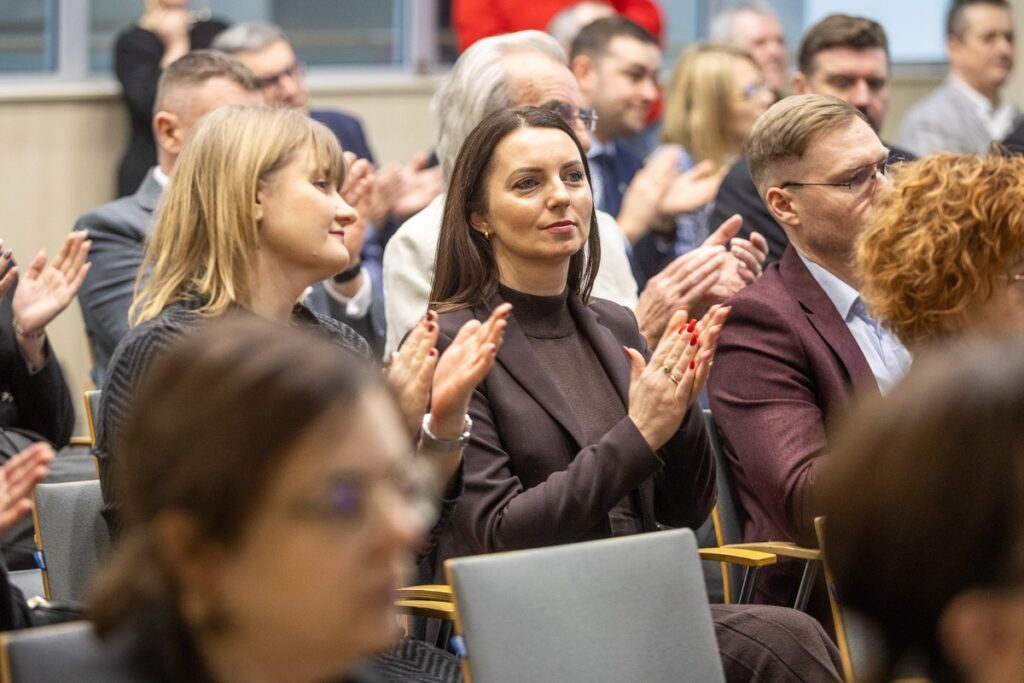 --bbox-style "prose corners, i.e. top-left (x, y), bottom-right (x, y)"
top-left (736, 81), bottom-right (769, 100)
top-left (287, 458), bottom-right (439, 534)
top-left (542, 101), bottom-right (600, 133)
top-left (780, 157), bottom-right (903, 196)
top-left (255, 59), bottom-right (307, 89)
